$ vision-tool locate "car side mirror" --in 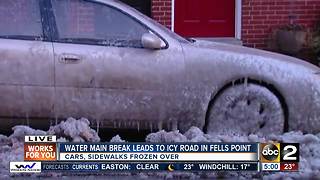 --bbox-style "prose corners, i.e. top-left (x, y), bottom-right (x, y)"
top-left (141, 33), bottom-right (165, 50)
